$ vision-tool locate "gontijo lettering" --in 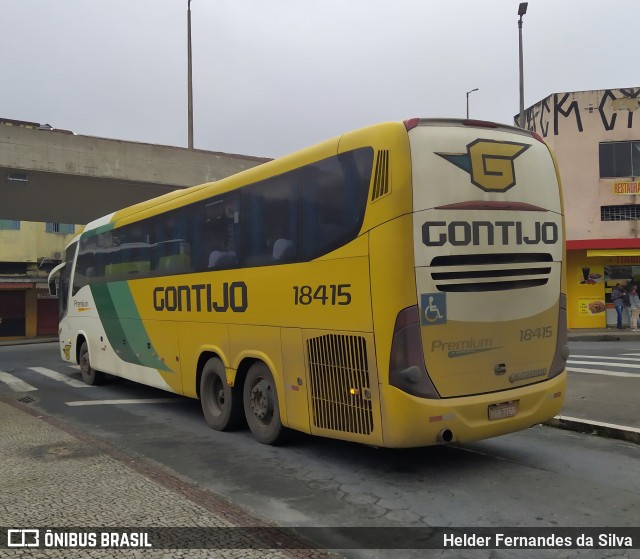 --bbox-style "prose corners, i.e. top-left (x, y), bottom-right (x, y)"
top-left (422, 220), bottom-right (558, 247)
top-left (153, 281), bottom-right (248, 312)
